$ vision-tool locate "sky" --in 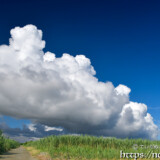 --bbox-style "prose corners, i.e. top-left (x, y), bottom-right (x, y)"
top-left (0, 0), bottom-right (160, 142)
